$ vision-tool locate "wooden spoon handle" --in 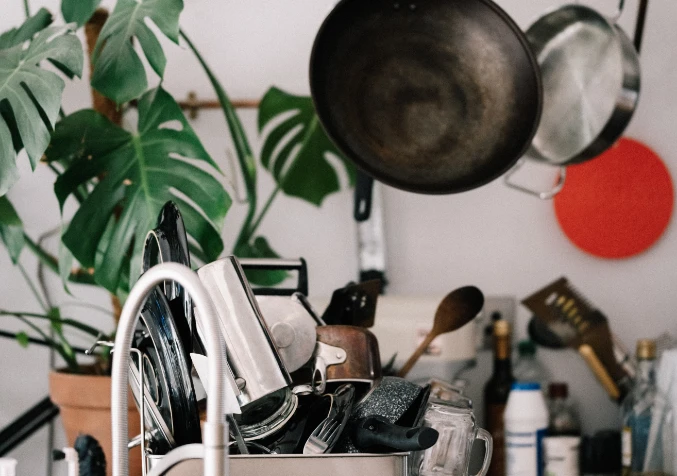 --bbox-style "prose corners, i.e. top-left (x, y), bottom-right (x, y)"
top-left (397, 333), bottom-right (436, 378)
